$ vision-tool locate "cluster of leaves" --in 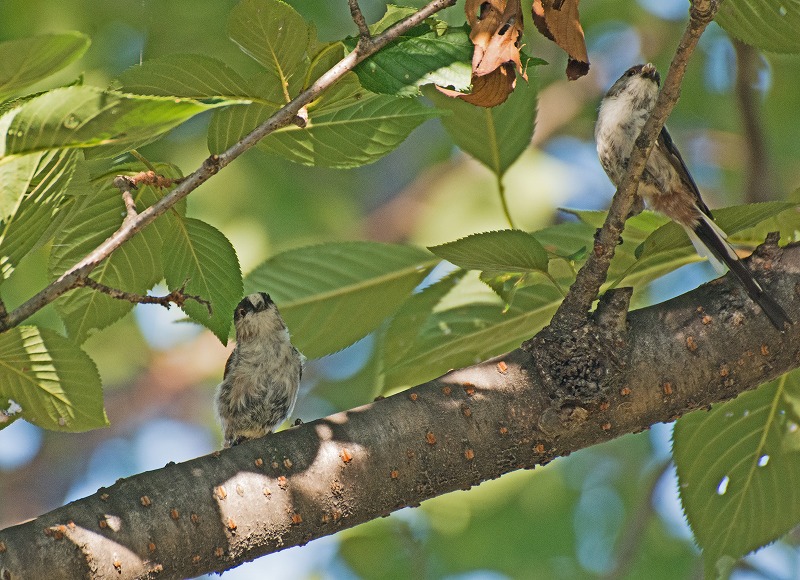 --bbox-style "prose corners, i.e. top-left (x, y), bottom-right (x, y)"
top-left (1, 0), bottom-right (800, 573)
